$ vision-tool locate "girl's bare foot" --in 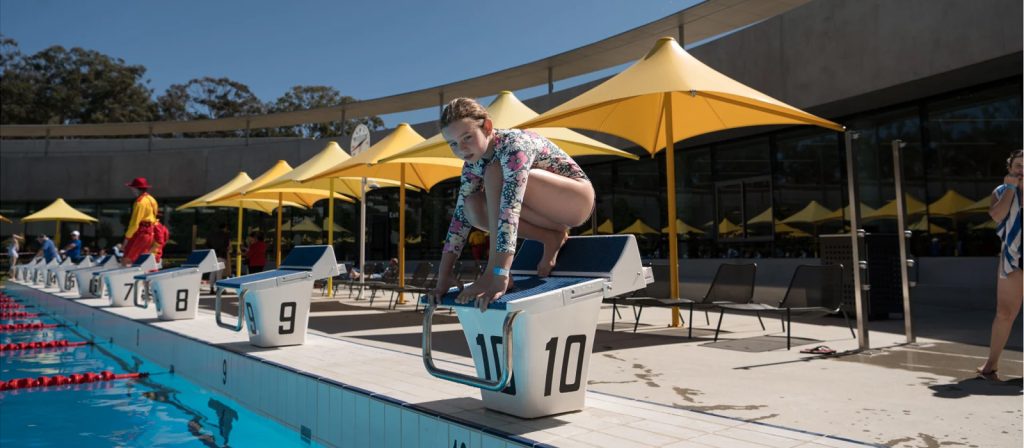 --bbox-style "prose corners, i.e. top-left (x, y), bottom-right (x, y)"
top-left (537, 230), bottom-right (569, 277)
